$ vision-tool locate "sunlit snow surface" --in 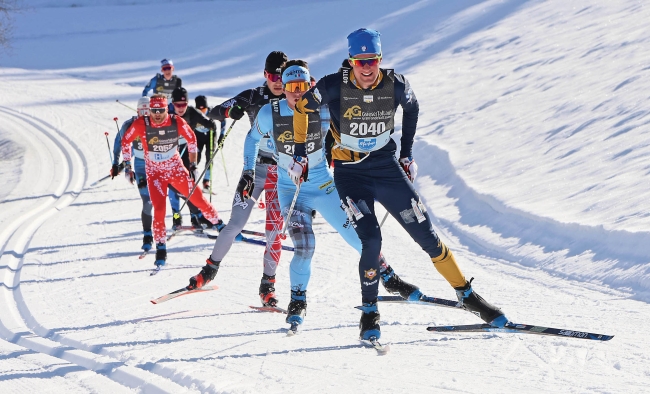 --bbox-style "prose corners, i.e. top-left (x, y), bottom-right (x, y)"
top-left (0, 0), bottom-right (649, 393)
